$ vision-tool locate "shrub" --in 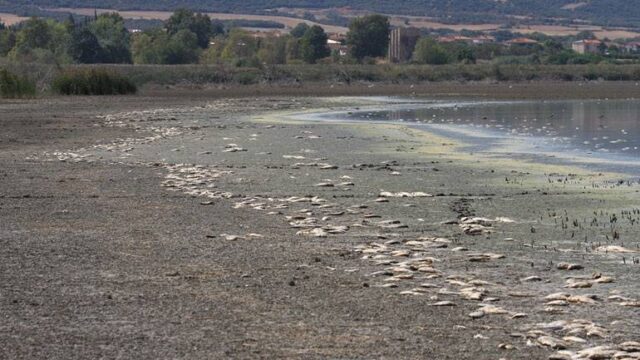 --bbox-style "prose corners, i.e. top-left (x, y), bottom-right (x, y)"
top-left (0, 68), bottom-right (36, 98)
top-left (52, 68), bottom-right (137, 95)
top-left (232, 70), bottom-right (260, 85)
